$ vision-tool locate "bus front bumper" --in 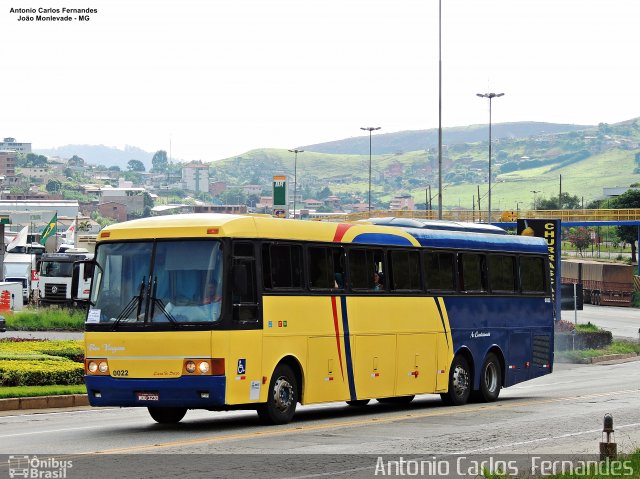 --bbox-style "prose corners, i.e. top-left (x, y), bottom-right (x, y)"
top-left (84, 375), bottom-right (226, 408)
